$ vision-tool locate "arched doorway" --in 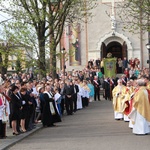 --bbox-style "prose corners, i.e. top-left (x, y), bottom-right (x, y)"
top-left (101, 41), bottom-right (127, 59)
top-left (107, 41), bottom-right (122, 58)
top-left (98, 32), bottom-right (132, 61)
